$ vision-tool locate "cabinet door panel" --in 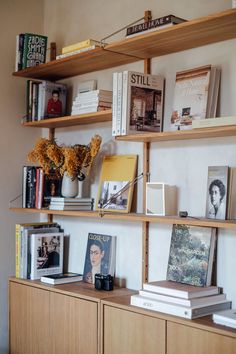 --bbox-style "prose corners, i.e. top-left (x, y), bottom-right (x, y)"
top-left (9, 282), bottom-right (50, 354)
top-left (167, 321), bottom-right (236, 354)
top-left (50, 292), bottom-right (98, 354)
top-left (103, 306), bottom-right (165, 354)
